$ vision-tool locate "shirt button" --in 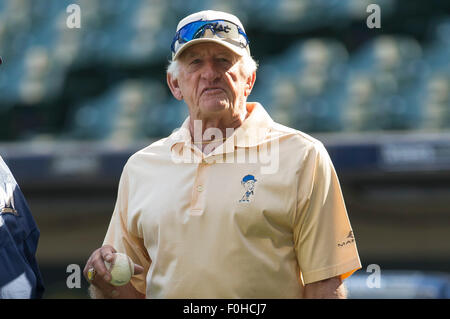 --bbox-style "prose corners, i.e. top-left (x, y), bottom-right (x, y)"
top-left (197, 185), bottom-right (203, 192)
